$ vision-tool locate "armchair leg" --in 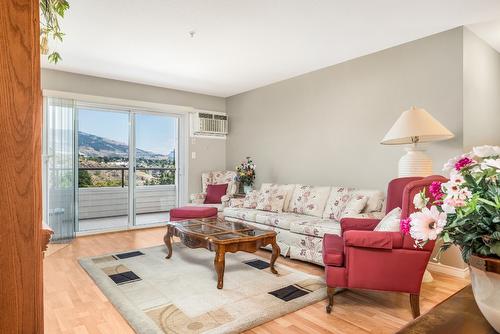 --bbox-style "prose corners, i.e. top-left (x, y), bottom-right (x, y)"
top-left (326, 287), bottom-right (335, 314)
top-left (410, 293), bottom-right (420, 318)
